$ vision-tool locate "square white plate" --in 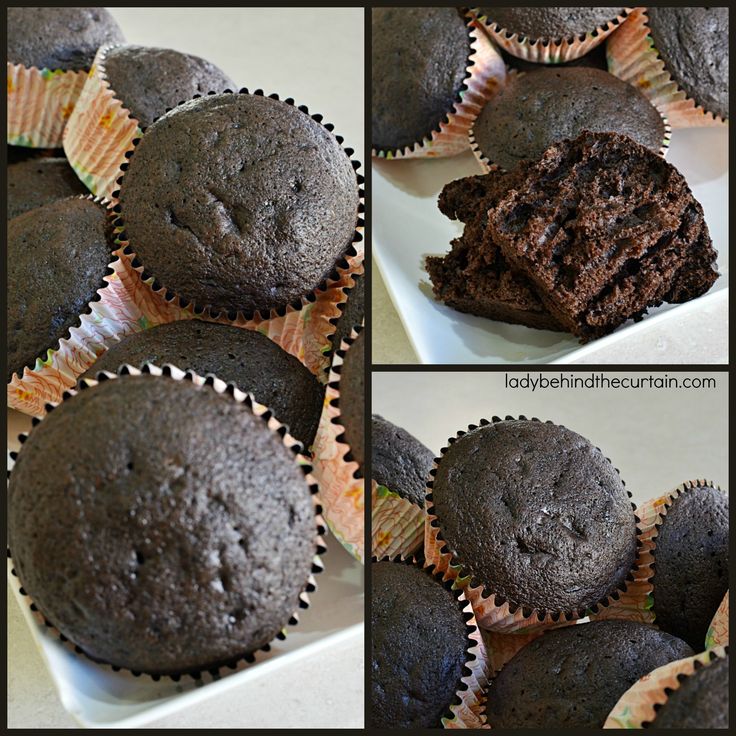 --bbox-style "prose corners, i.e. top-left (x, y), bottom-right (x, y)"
top-left (373, 127), bottom-right (729, 364)
top-left (8, 535), bottom-right (363, 728)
